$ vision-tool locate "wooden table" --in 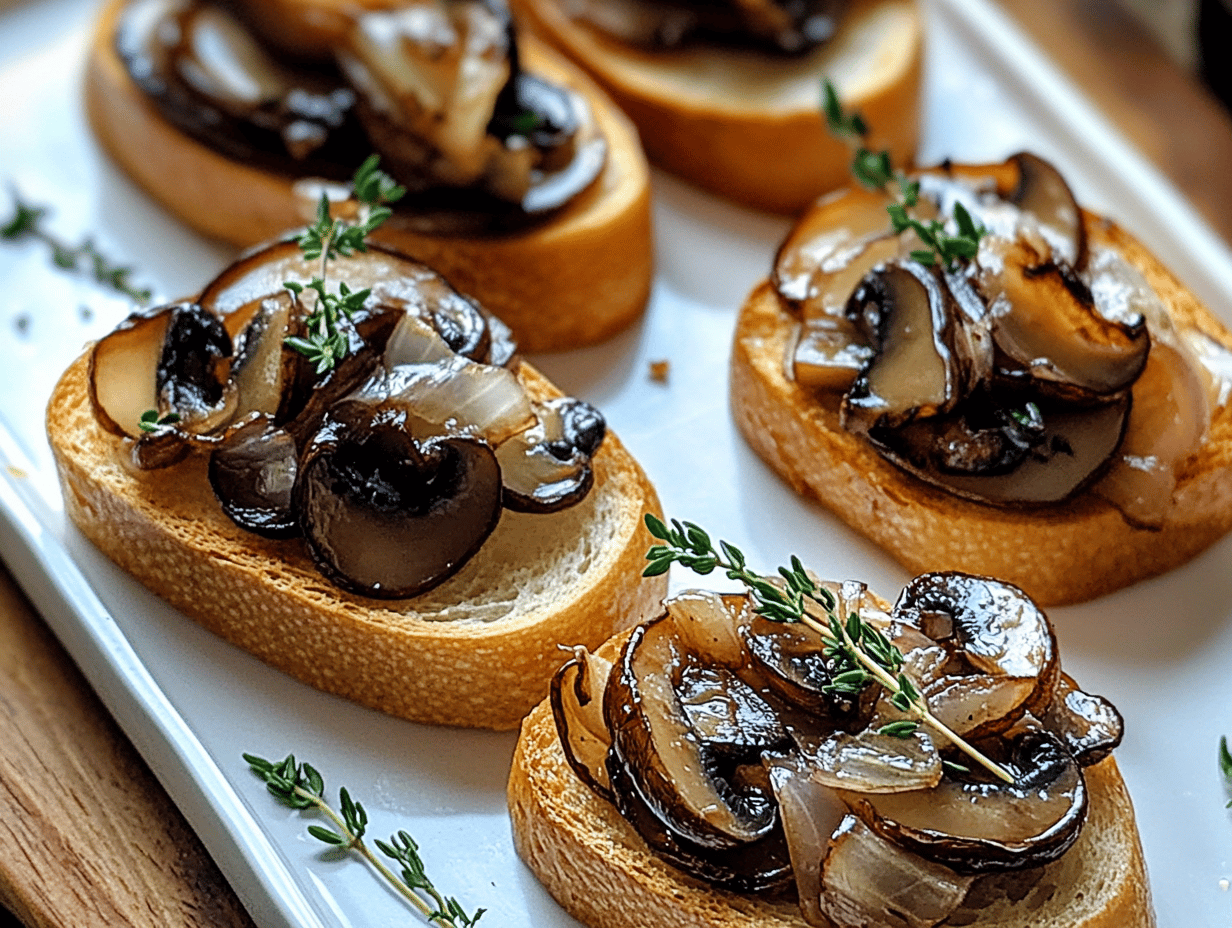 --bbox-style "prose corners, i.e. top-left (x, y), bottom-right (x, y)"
top-left (3, 0), bottom-right (1232, 924)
